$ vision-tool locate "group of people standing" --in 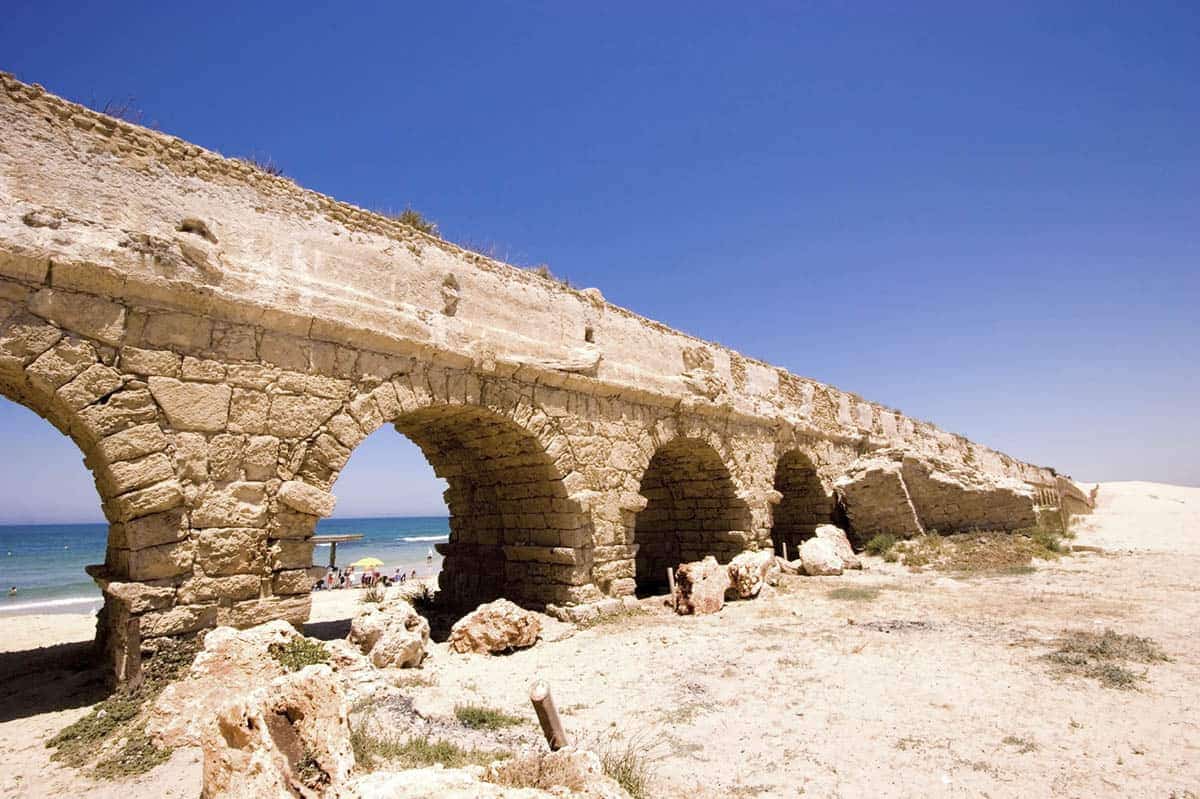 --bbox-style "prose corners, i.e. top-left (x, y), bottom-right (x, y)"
top-left (313, 565), bottom-right (418, 591)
